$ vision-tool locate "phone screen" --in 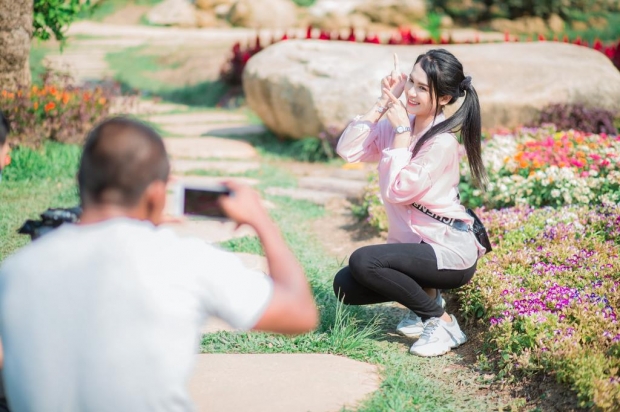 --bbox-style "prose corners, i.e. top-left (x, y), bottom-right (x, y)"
top-left (183, 187), bottom-right (230, 218)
